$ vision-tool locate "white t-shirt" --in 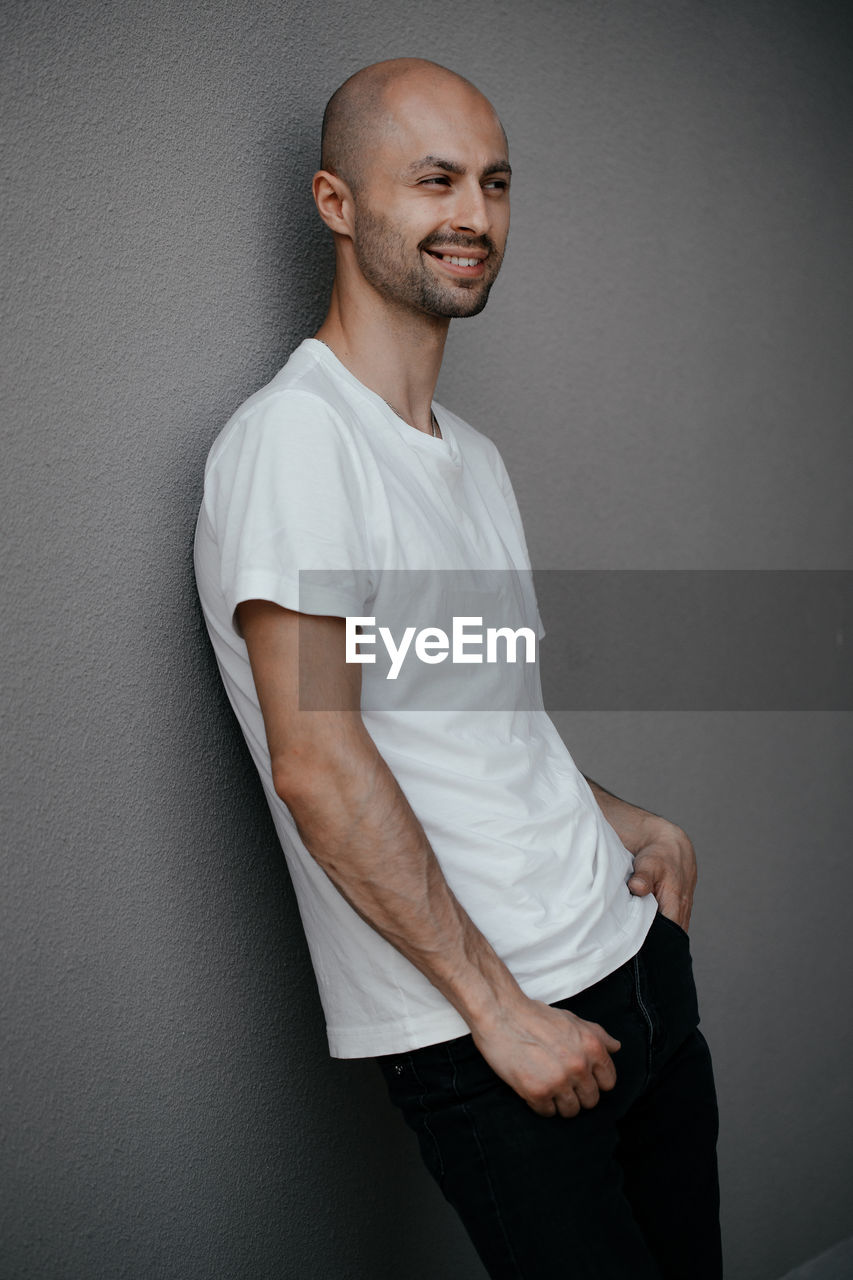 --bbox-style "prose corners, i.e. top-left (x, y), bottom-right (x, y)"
top-left (194, 338), bottom-right (656, 1058)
